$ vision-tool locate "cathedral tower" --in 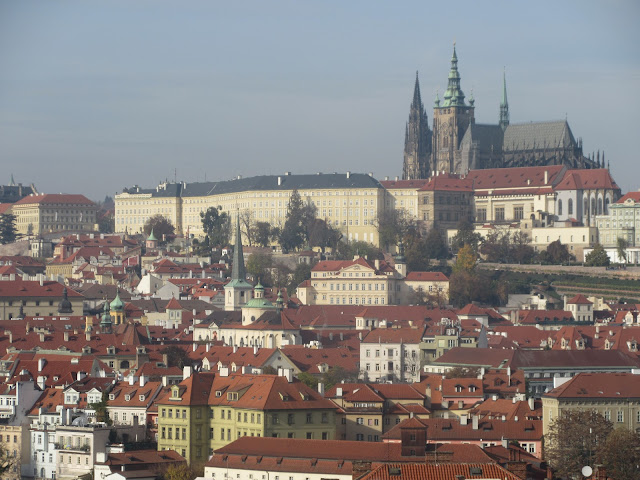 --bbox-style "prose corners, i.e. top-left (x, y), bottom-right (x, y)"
top-left (499, 70), bottom-right (510, 131)
top-left (432, 44), bottom-right (474, 174)
top-left (402, 72), bottom-right (432, 180)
